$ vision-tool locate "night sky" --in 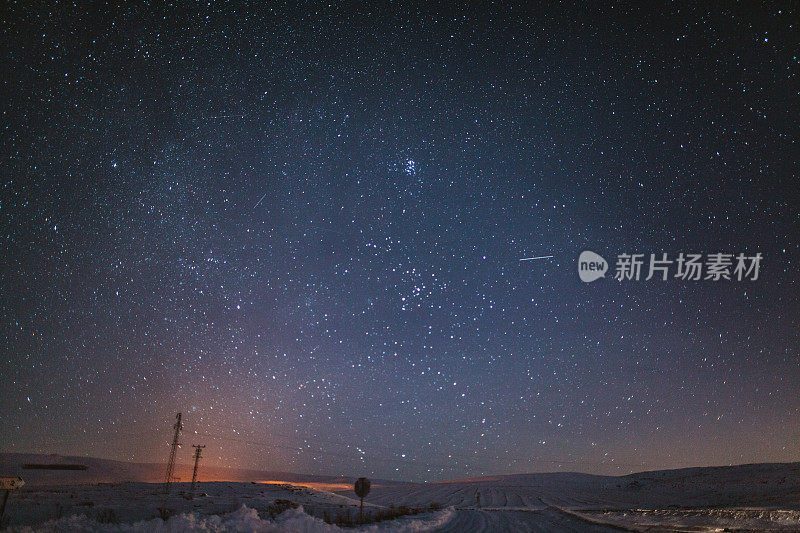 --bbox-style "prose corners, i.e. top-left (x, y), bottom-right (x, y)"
top-left (1, 3), bottom-right (798, 482)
